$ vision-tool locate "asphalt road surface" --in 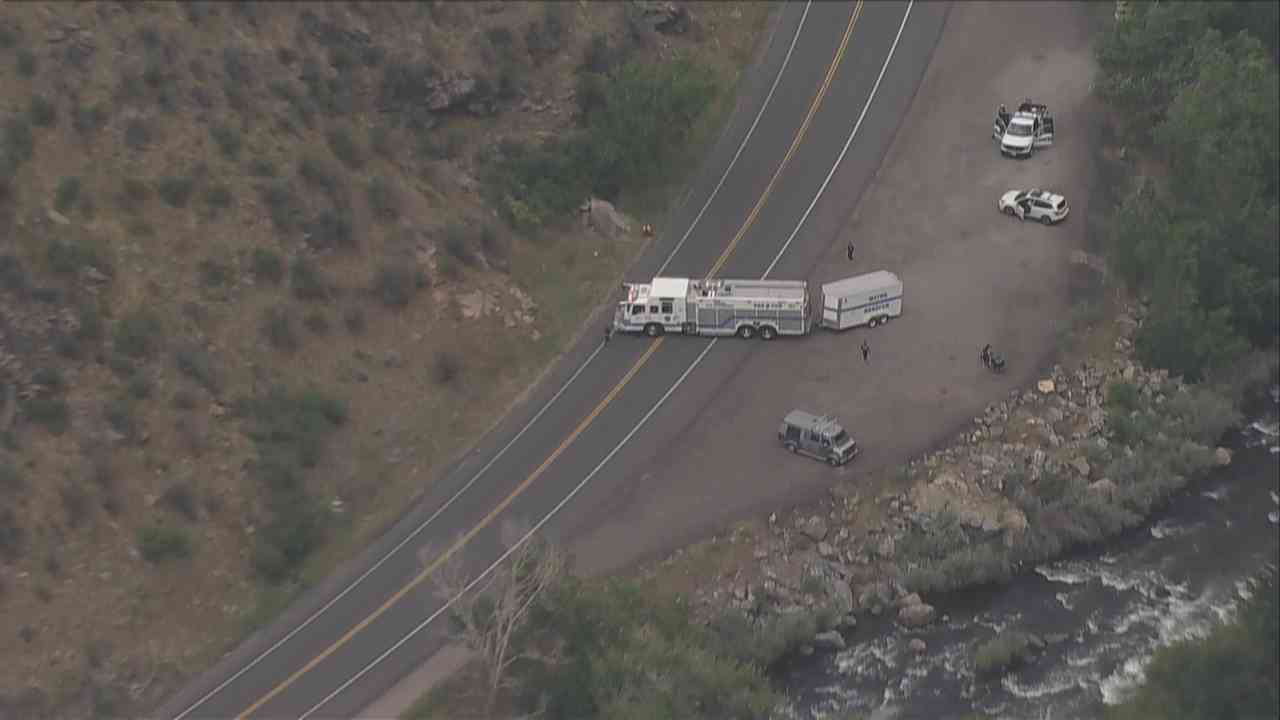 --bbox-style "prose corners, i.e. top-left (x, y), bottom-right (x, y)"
top-left (156, 2), bottom-right (949, 718)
